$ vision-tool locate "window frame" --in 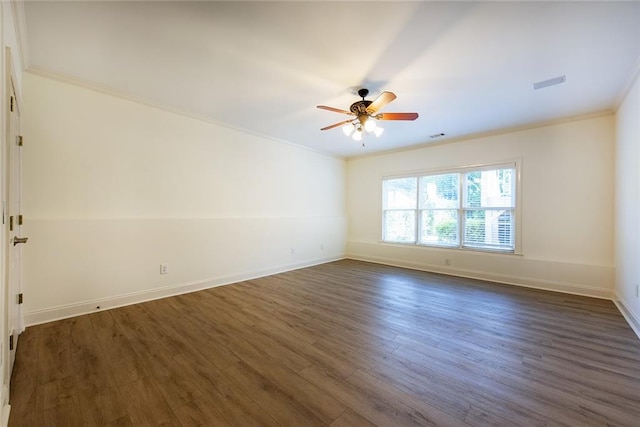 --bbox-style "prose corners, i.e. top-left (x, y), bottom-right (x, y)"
top-left (381, 161), bottom-right (522, 254)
